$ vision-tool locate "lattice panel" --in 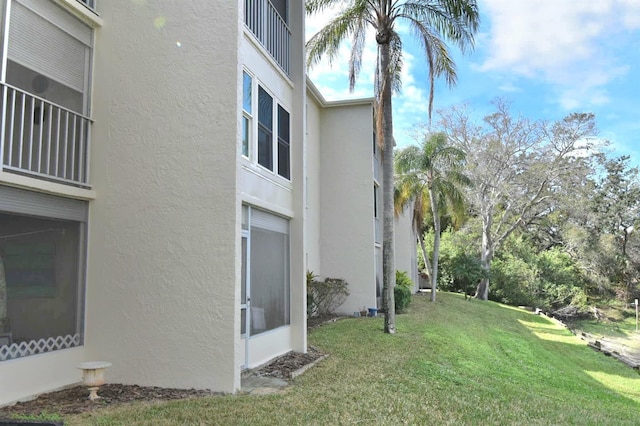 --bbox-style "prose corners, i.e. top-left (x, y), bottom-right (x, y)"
top-left (0, 333), bottom-right (80, 361)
